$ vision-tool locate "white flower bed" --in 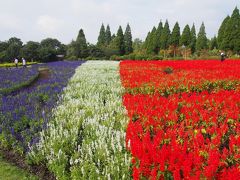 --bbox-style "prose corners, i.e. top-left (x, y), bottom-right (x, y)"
top-left (28, 61), bottom-right (131, 179)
